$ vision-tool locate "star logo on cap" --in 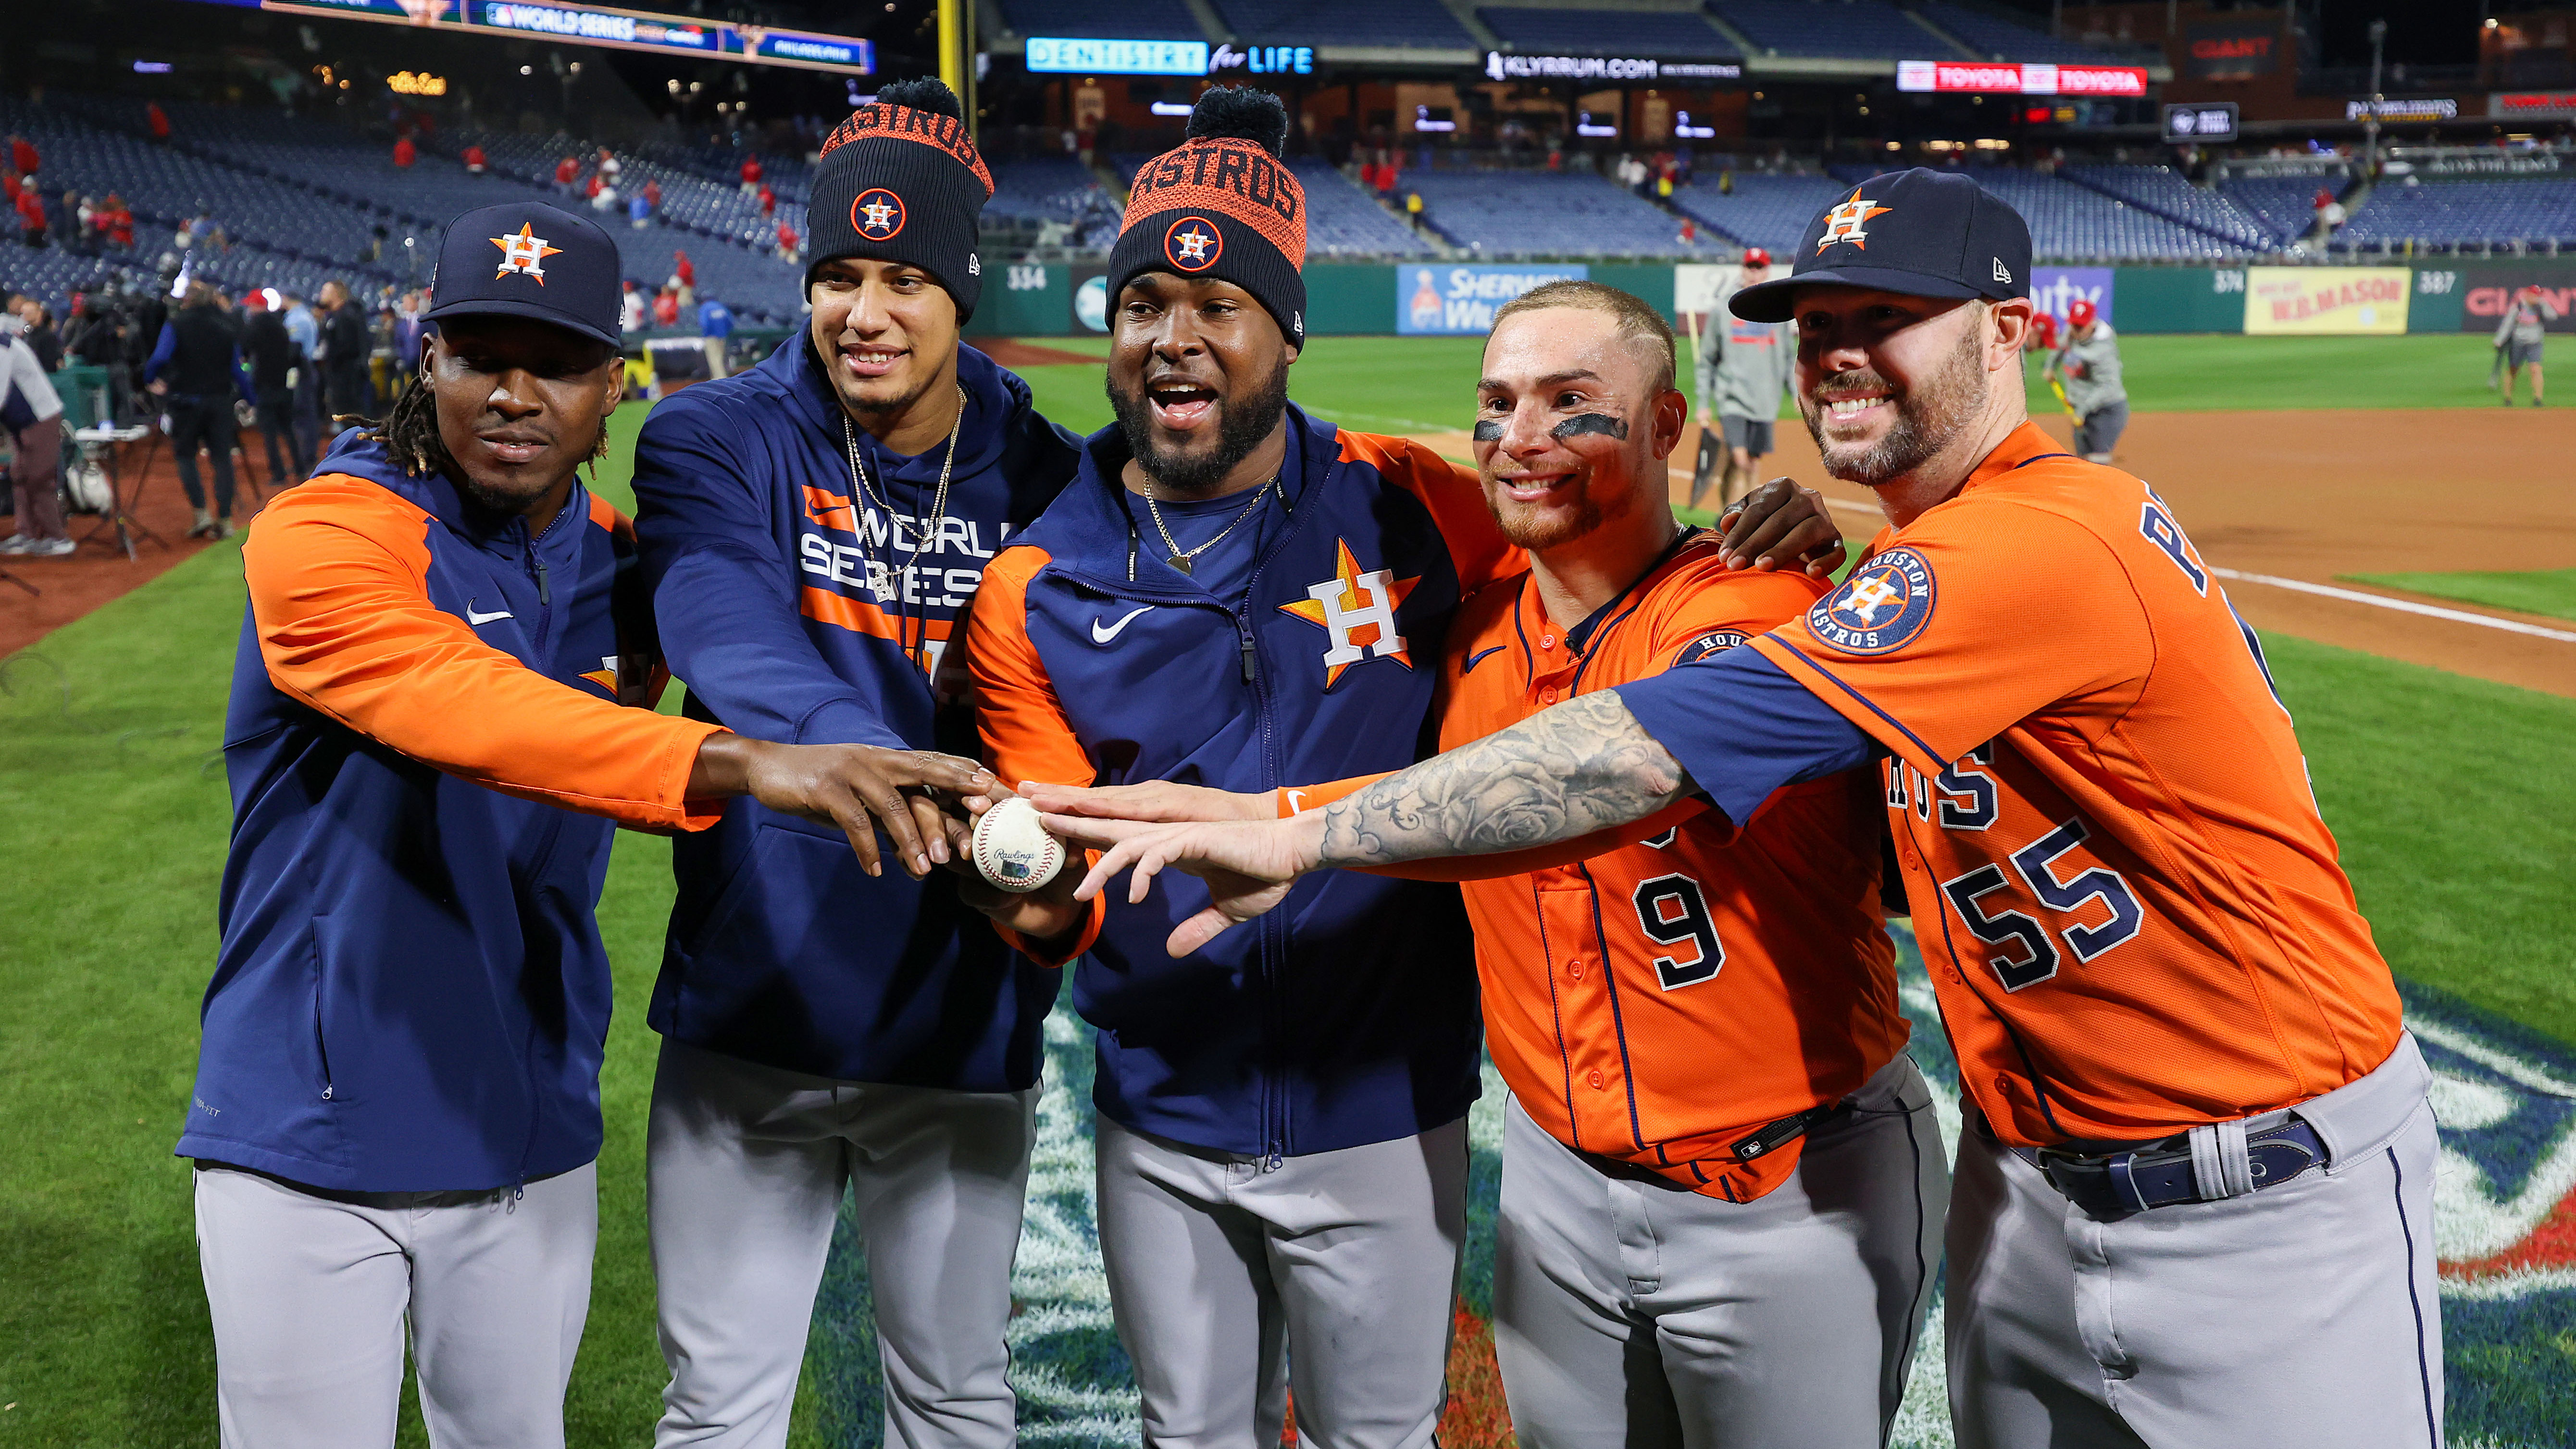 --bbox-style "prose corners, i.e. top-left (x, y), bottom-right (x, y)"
top-left (852, 188), bottom-right (906, 240)
top-left (1817, 187), bottom-right (1894, 253)
top-left (1163, 215), bottom-right (1224, 272)
top-left (490, 222), bottom-right (562, 283)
